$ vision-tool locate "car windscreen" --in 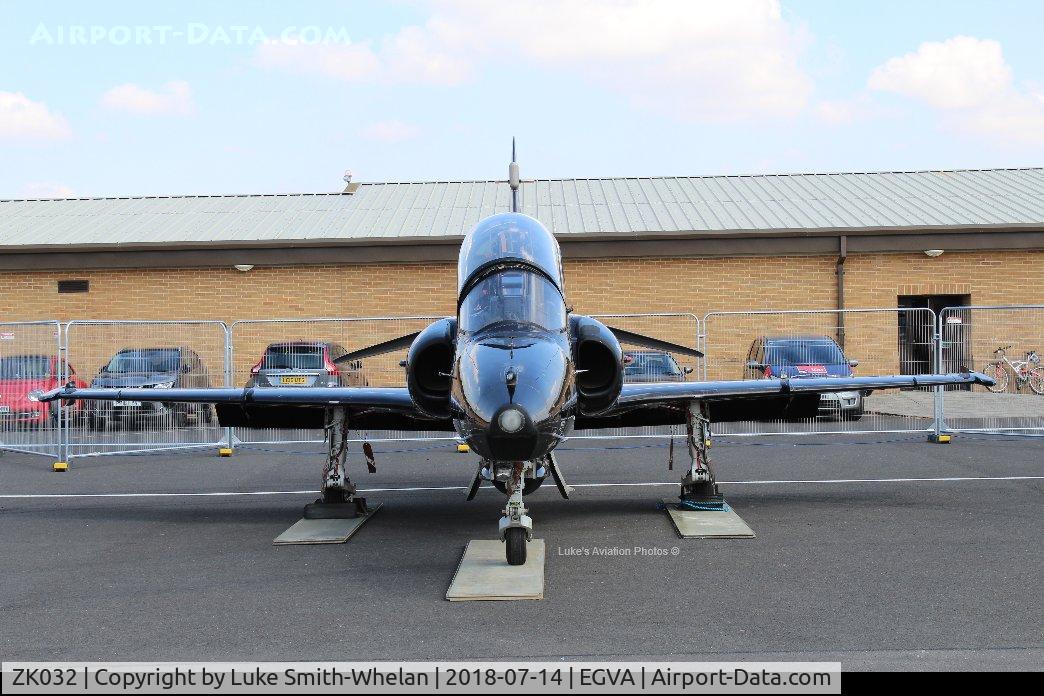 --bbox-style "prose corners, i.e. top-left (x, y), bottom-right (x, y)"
top-left (0, 356), bottom-right (51, 379)
top-left (765, 340), bottom-right (846, 365)
top-left (624, 353), bottom-right (681, 376)
top-left (105, 350), bottom-right (181, 373)
top-left (459, 269), bottom-right (566, 334)
top-left (262, 345), bottom-right (324, 370)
